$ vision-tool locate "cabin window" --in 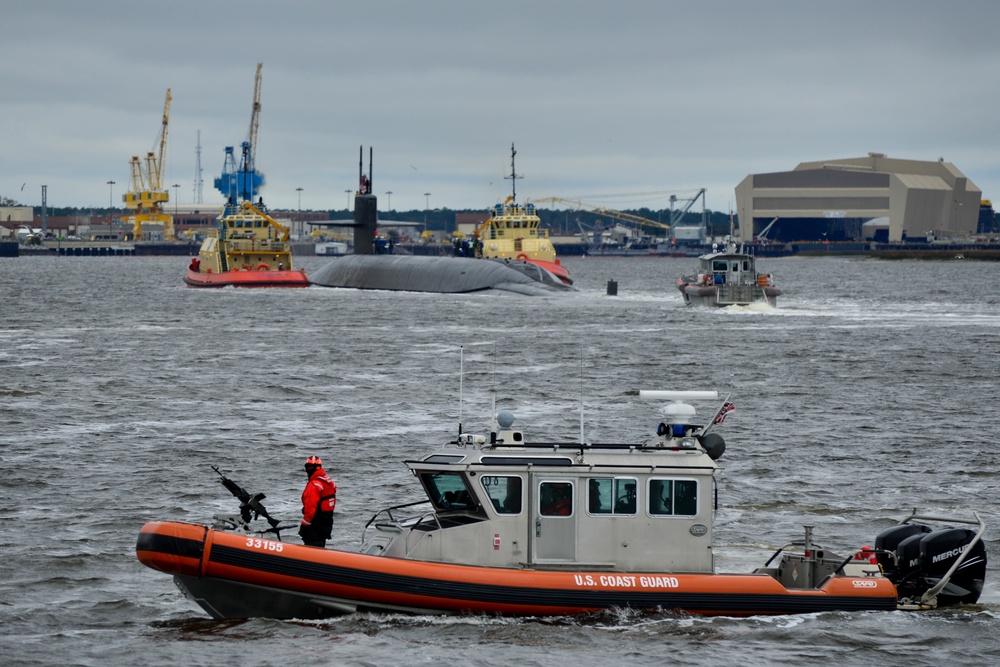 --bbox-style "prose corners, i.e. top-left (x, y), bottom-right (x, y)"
top-left (712, 260), bottom-right (727, 272)
top-left (648, 479), bottom-right (698, 516)
top-left (420, 472), bottom-right (476, 511)
top-left (480, 475), bottom-right (522, 514)
top-left (539, 481), bottom-right (573, 516)
top-left (587, 477), bottom-right (637, 515)
top-left (731, 261), bottom-right (739, 272)
top-left (742, 260), bottom-right (750, 271)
